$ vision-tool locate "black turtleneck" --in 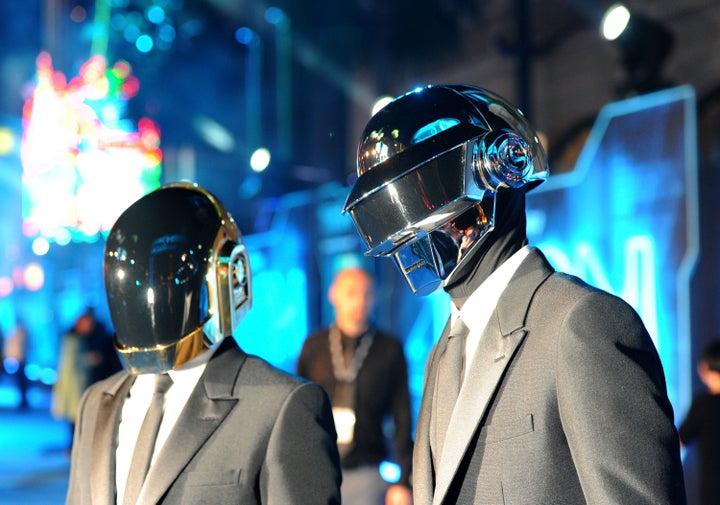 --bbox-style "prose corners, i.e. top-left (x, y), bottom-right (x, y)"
top-left (445, 188), bottom-right (528, 308)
